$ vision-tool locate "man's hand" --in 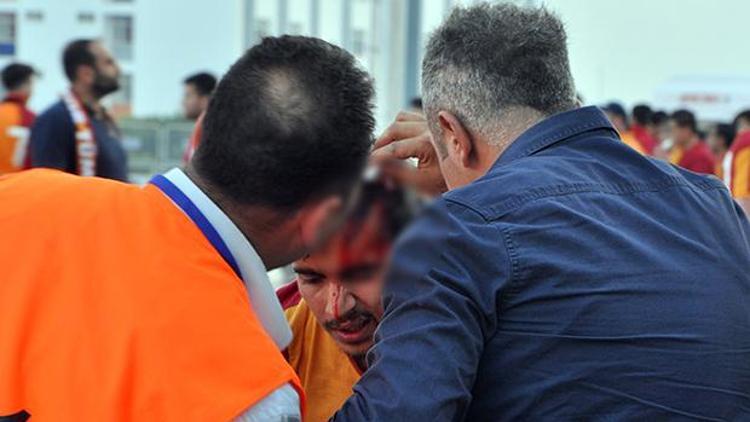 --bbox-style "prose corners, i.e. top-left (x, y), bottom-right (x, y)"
top-left (371, 111), bottom-right (447, 197)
